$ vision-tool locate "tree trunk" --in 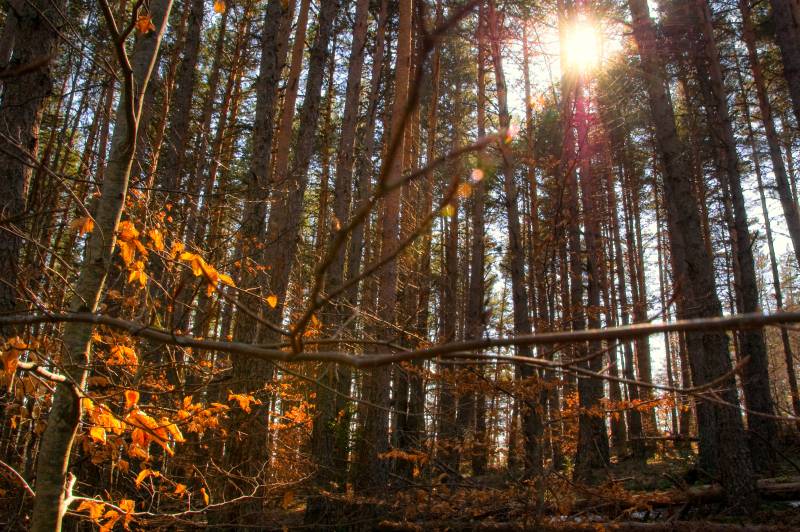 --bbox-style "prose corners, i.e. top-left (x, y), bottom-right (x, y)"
top-left (769, 0), bottom-right (800, 127)
top-left (30, 1), bottom-right (171, 527)
top-left (687, 0), bottom-right (777, 472)
top-left (269, 0), bottom-right (311, 190)
top-left (488, 0), bottom-right (543, 480)
top-left (0, 0), bottom-right (66, 332)
top-left (261, 0), bottom-right (338, 329)
top-left (310, 0), bottom-right (370, 491)
top-left (466, 1), bottom-right (488, 476)
top-left (740, 0), bottom-right (800, 272)
top-left (736, 55), bottom-right (800, 420)
top-left (155, 0), bottom-right (205, 209)
top-left (354, 0), bottom-right (412, 491)
top-left (220, 0), bottom-right (291, 520)
top-left (574, 77), bottom-right (610, 480)
top-left (628, 0), bottom-right (758, 509)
